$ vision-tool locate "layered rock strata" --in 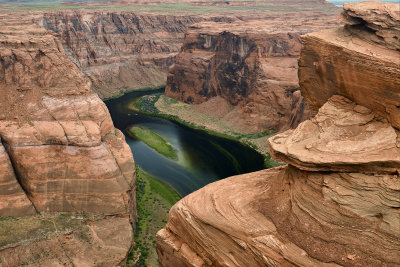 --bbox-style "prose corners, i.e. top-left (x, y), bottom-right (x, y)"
top-left (0, 139), bottom-right (36, 217)
top-left (40, 12), bottom-right (211, 98)
top-left (0, 20), bottom-right (135, 217)
top-left (299, 1), bottom-right (400, 129)
top-left (39, 0), bottom-right (339, 99)
top-left (156, 2), bottom-right (400, 266)
top-left (164, 17), bottom-right (340, 132)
